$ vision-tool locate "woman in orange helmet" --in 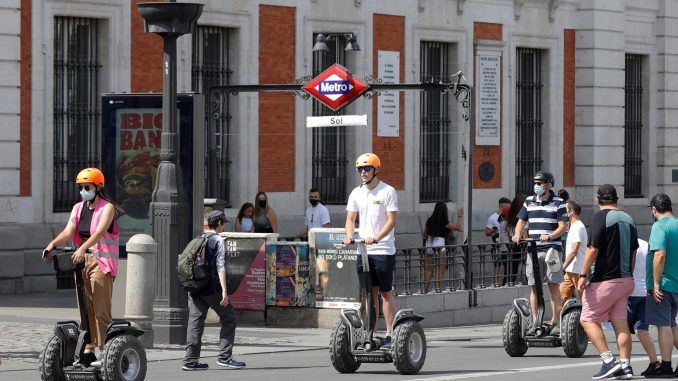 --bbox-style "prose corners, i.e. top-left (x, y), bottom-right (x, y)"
top-left (43, 167), bottom-right (123, 365)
